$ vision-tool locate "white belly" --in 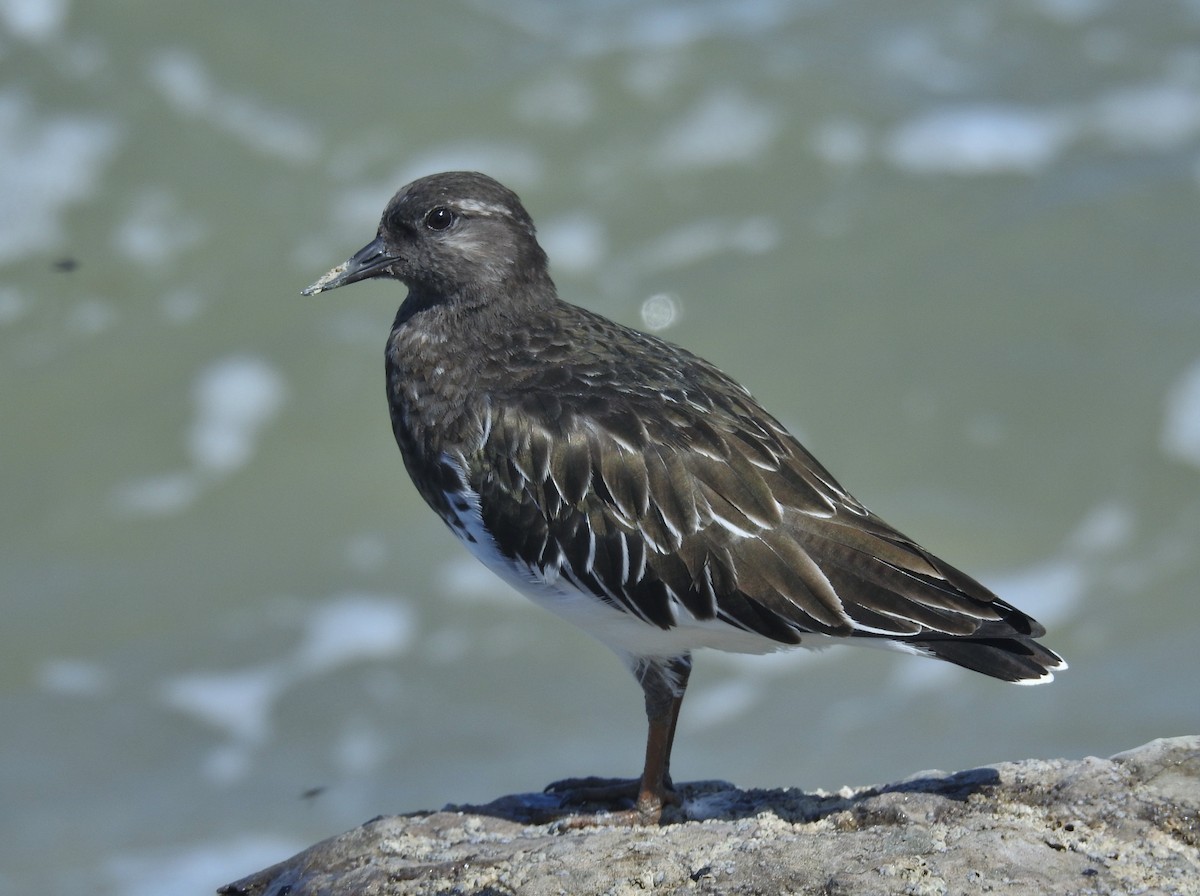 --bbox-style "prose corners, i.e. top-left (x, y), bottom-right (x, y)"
top-left (441, 471), bottom-right (802, 664)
